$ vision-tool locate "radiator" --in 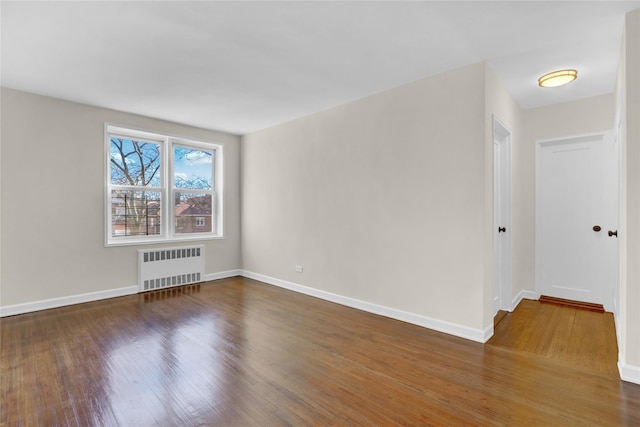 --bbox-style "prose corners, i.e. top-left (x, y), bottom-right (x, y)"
top-left (138, 245), bottom-right (204, 292)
